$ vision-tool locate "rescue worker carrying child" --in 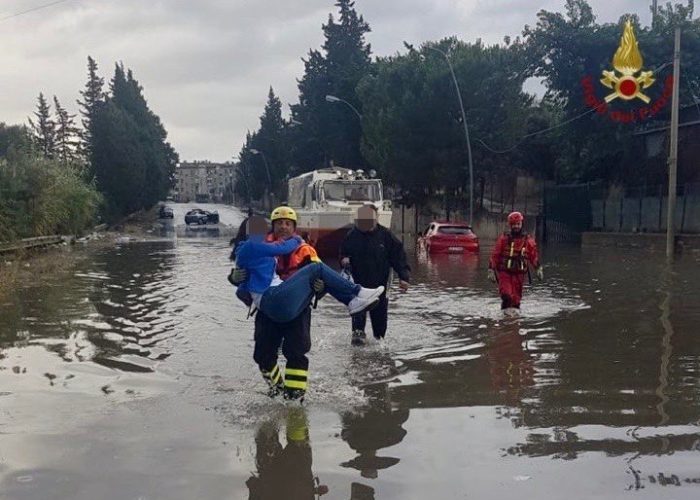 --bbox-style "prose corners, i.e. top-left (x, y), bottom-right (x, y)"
top-left (229, 205), bottom-right (324, 401)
